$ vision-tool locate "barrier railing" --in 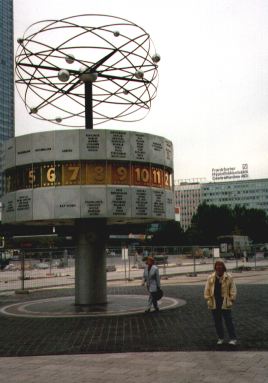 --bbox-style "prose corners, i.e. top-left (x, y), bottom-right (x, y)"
top-left (0, 245), bottom-right (267, 292)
